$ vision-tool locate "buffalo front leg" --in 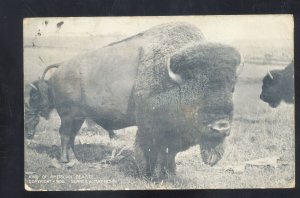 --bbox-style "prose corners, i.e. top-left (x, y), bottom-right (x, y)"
top-left (134, 129), bottom-right (159, 178)
top-left (59, 117), bottom-right (84, 163)
top-left (157, 149), bottom-right (177, 179)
